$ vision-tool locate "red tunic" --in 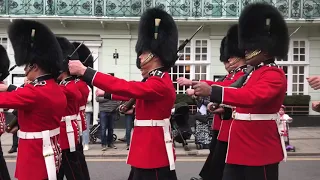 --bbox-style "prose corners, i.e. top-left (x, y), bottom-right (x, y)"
top-left (59, 77), bottom-right (82, 150)
top-left (75, 79), bottom-right (89, 131)
top-left (3, 76), bottom-right (66, 180)
top-left (210, 64), bottom-right (287, 166)
top-left (217, 67), bottom-right (246, 142)
top-left (82, 68), bottom-right (176, 169)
